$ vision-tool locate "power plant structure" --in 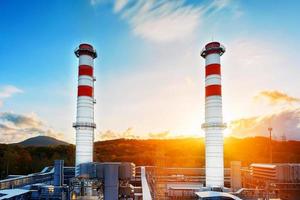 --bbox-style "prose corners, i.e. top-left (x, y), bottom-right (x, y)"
top-left (201, 42), bottom-right (226, 188)
top-left (73, 44), bottom-right (97, 176)
top-left (1, 42), bottom-right (300, 200)
top-left (70, 44), bottom-right (139, 200)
